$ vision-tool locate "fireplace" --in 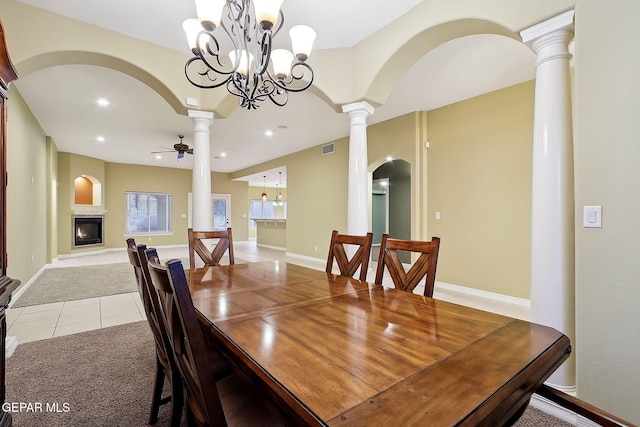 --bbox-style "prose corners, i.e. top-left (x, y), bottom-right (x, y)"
top-left (73, 213), bottom-right (105, 248)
